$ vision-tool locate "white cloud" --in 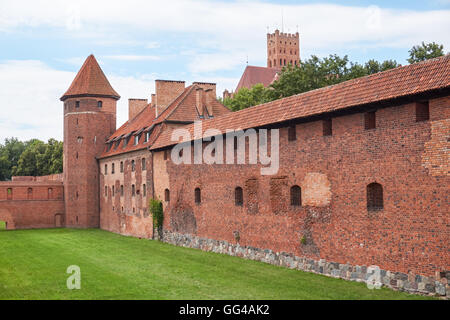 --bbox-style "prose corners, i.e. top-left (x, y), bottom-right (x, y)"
top-left (104, 55), bottom-right (161, 61)
top-left (0, 60), bottom-right (154, 142)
